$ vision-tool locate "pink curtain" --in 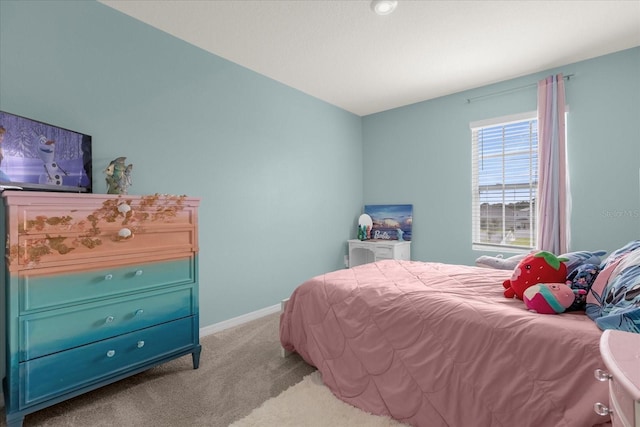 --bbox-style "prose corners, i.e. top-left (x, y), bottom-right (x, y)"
top-left (537, 74), bottom-right (569, 254)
